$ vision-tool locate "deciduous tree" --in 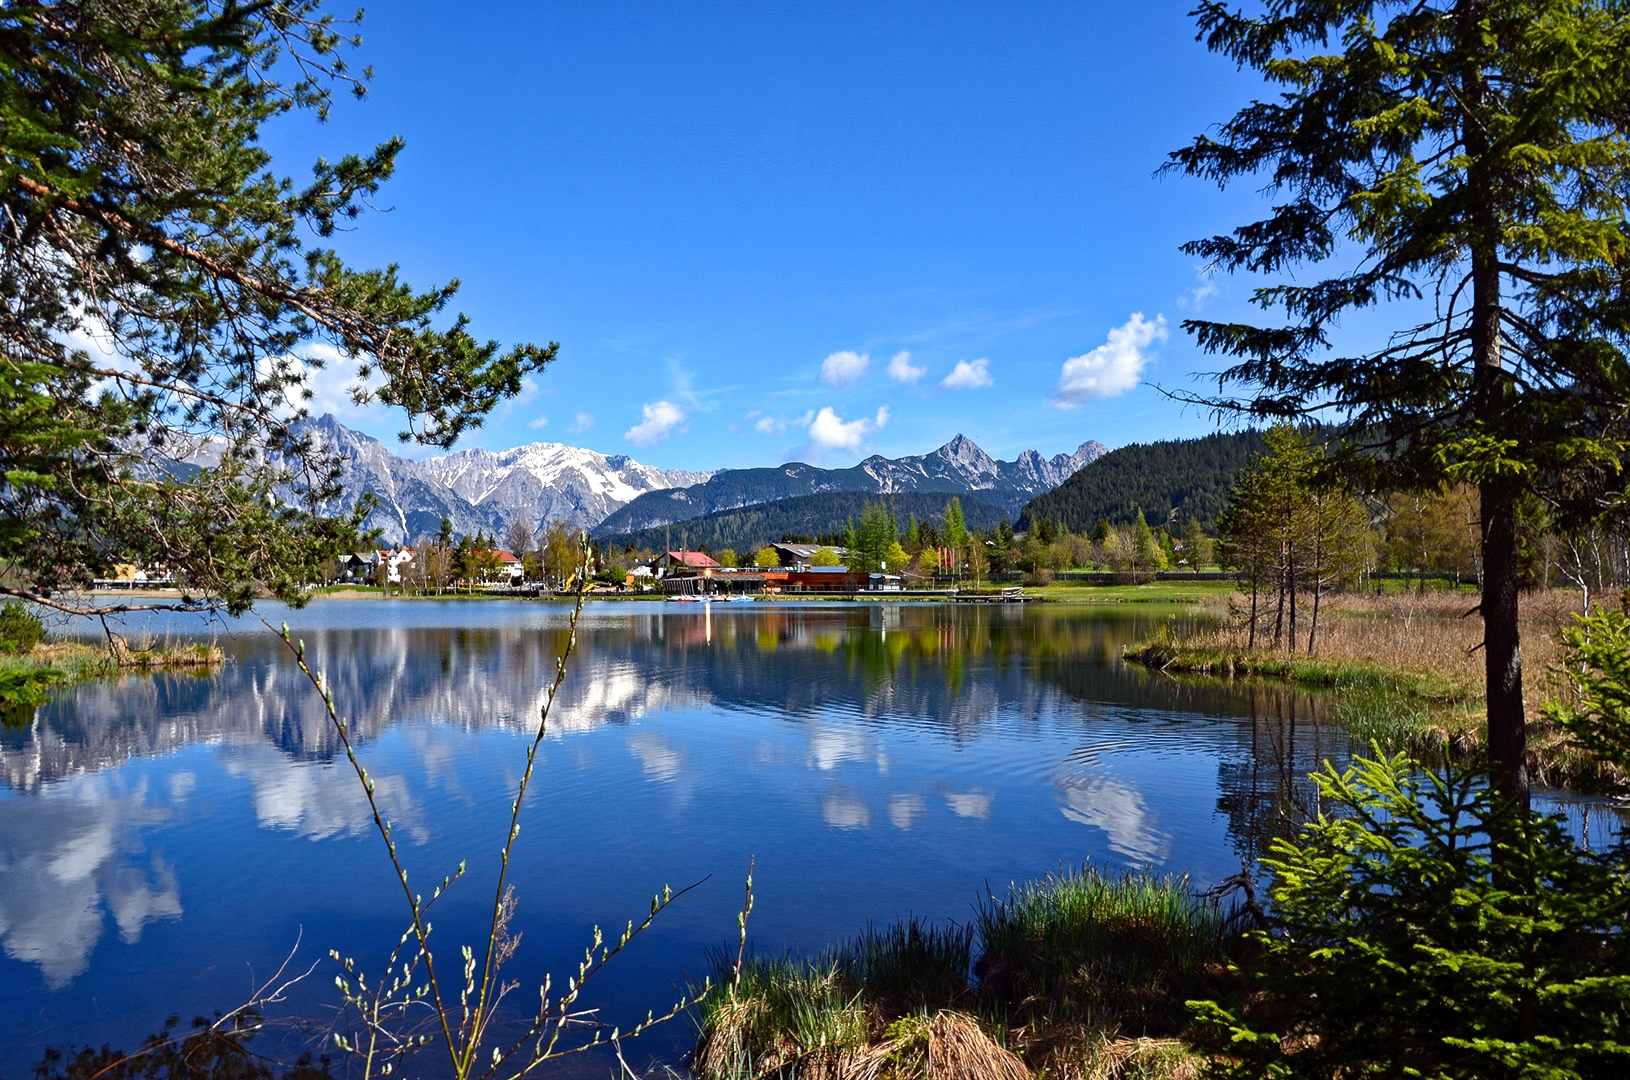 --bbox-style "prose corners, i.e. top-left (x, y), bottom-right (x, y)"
top-left (1220, 426), bottom-right (1369, 653)
top-left (540, 519), bottom-right (579, 589)
top-left (505, 518), bottom-right (535, 566)
top-left (940, 498), bottom-right (968, 551)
